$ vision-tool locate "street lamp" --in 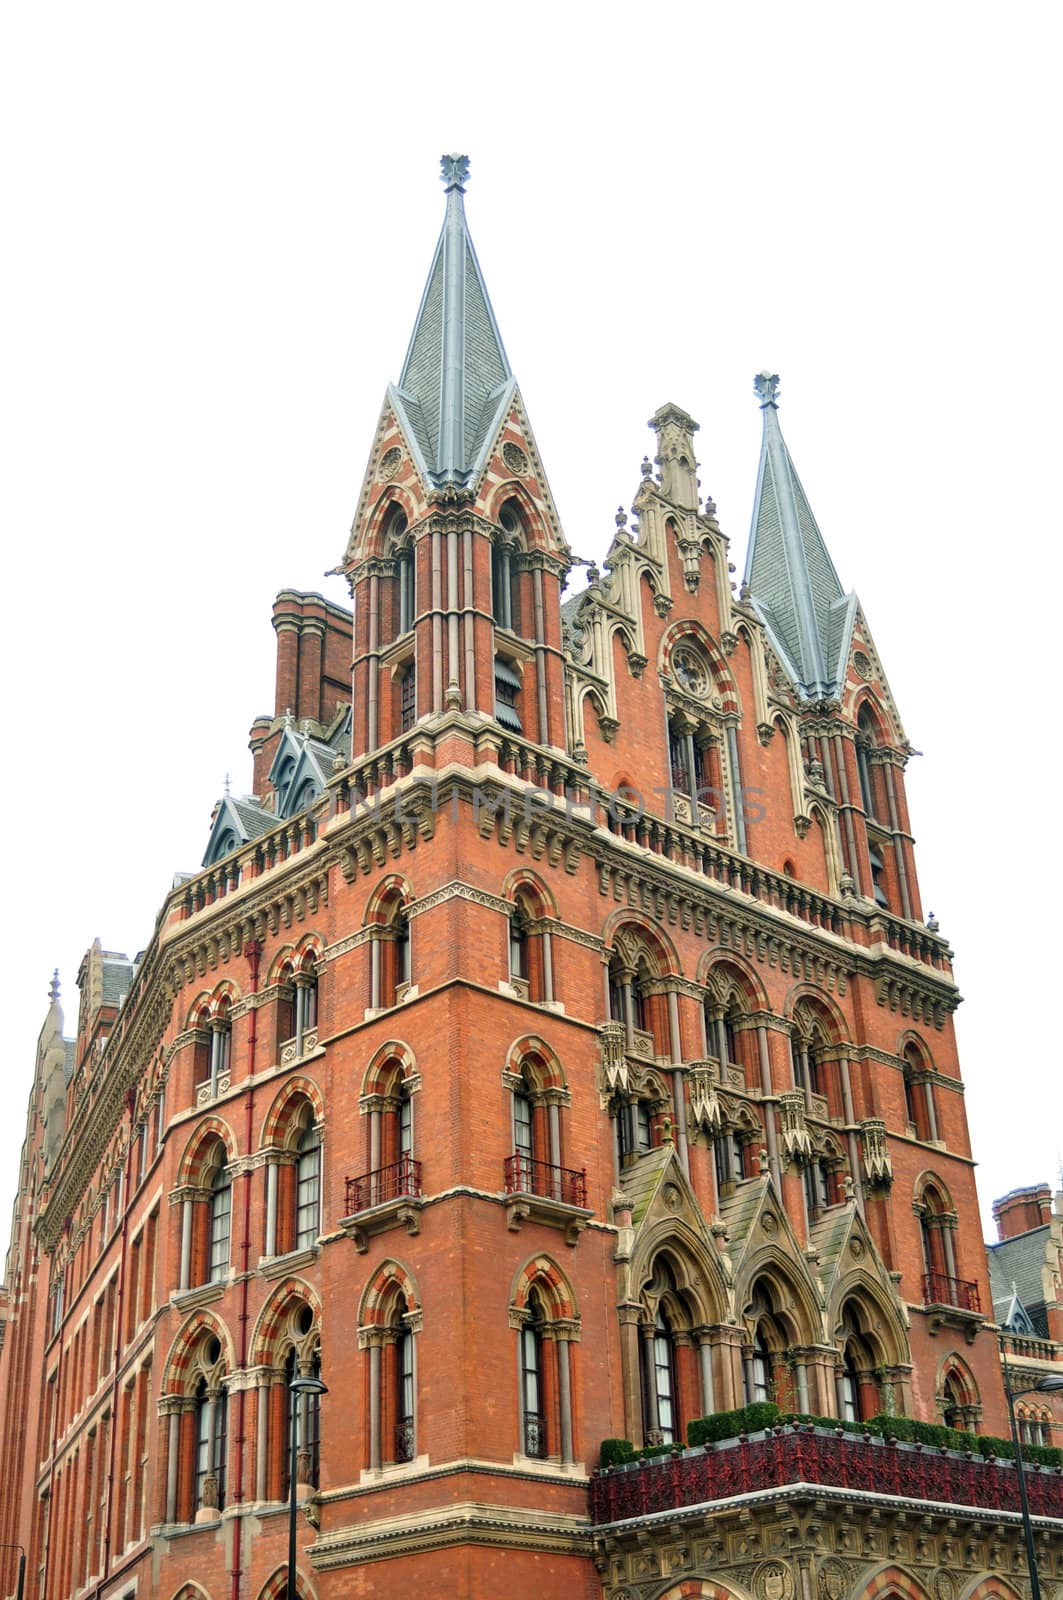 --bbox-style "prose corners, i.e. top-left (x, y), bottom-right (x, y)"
top-left (0, 1544), bottom-right (25, 1600)
top-left (286, 1374), bottom-right (328, 1600)
top-left (1001, 1362), bottom-right (1063, 1600)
